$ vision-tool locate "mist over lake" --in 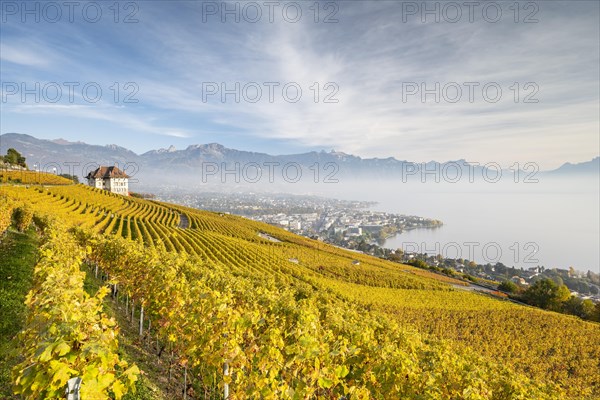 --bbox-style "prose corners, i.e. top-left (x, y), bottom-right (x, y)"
top-left (311, 176), bottom-right (599, 273)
